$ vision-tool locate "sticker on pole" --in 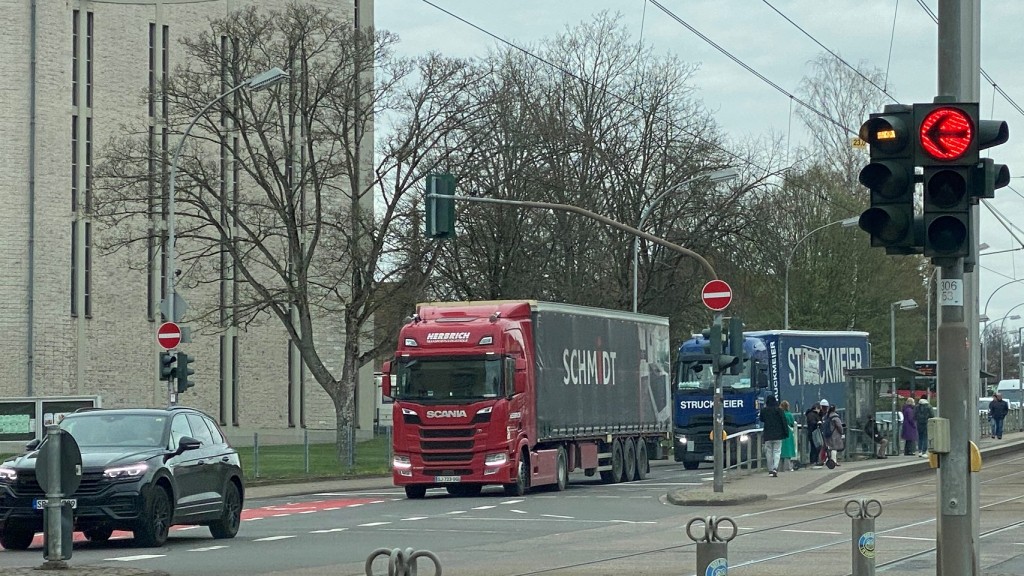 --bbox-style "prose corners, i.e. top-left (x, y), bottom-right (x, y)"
top-left (157, 322), bottom-right (182, 350)
top-left (701, 280), bottom-right (733, 311)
